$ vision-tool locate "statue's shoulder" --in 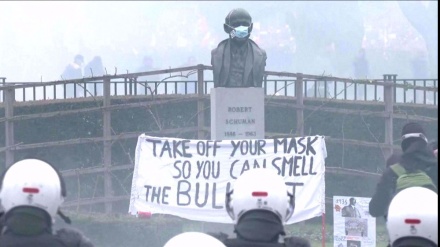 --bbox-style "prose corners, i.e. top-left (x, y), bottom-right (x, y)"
top-left (249, 39), bottom-right (267, 57)
top-left (212, 39), bottom-right (229, 52)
